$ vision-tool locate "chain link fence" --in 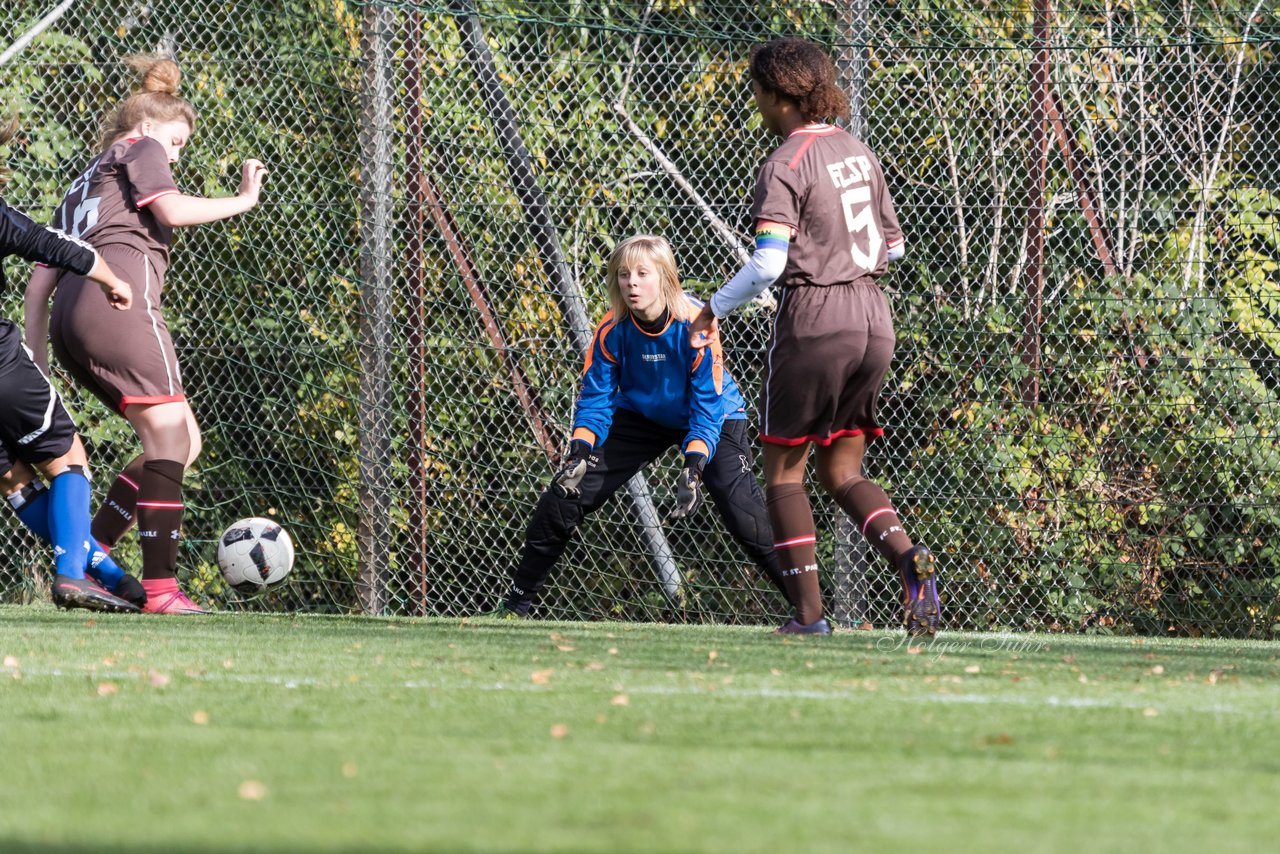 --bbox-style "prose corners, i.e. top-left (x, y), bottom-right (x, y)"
top-left (1, 1), bottom-right (1278, 636)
